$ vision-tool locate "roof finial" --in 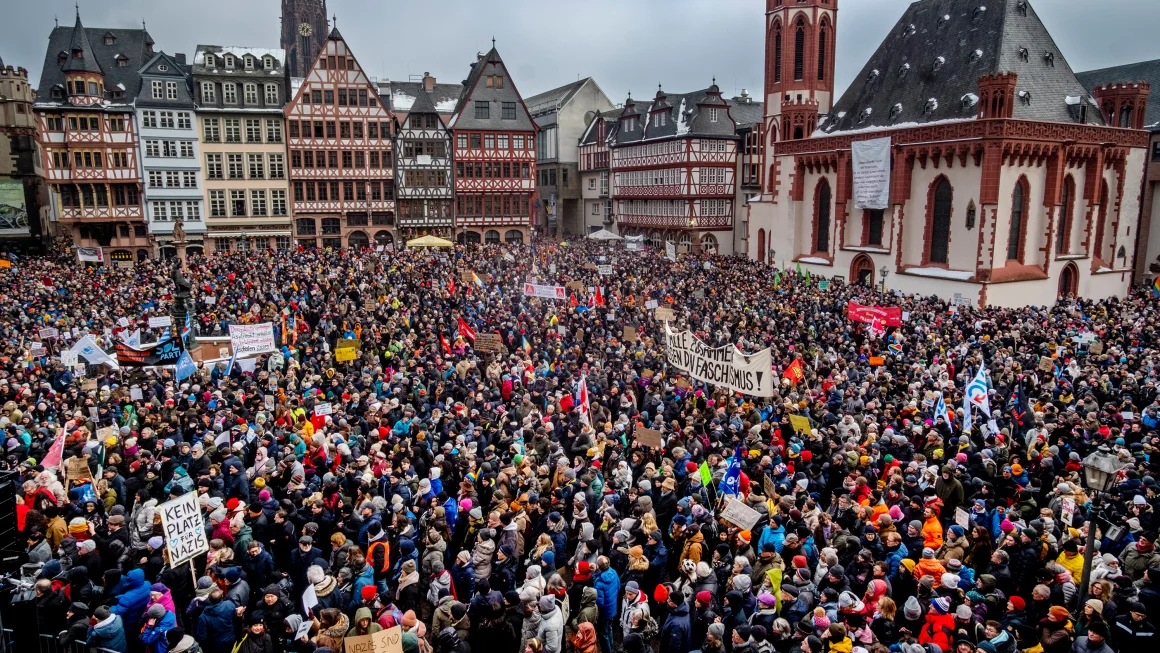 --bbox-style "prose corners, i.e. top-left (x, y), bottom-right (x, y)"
top-left (75, 1), bottom-right (79, 18)
top-left (332, 13), bottom-right (337, 28)
top-left (712, 75), bottom-right (716, 85)
top-left (492, 36), bottom-right (496, 49)
top-left (55, 14), bottom-right (58, 27)
top-left (142, 18), bottom-right (146, 30)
